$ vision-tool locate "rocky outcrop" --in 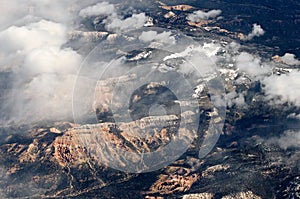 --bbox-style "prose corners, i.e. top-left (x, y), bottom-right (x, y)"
top-left (53, 132), bottom-right (87, 167)
top-left (182, 193), bottom-right (214, 199)
top-left (144, 157), bottom-right (203, 196)
top-left (148, 173), bottom-right (199, 194)
top-left (160, 5), bottom-right (195, 11)
top-left (187, 20), bottom-right (212, 28)
top-left (201, 164), bottom-right (230, 178)
top-left (164, 11), bottom-right (176, 19)
top-left (221, 191), bottom-right (262, 199)
top-left (182, 191), bottom-right (262, 199)
top-left (69, 31), bottom-right (109, 41)
top-left (53, 113), bottom-right (197, 168)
